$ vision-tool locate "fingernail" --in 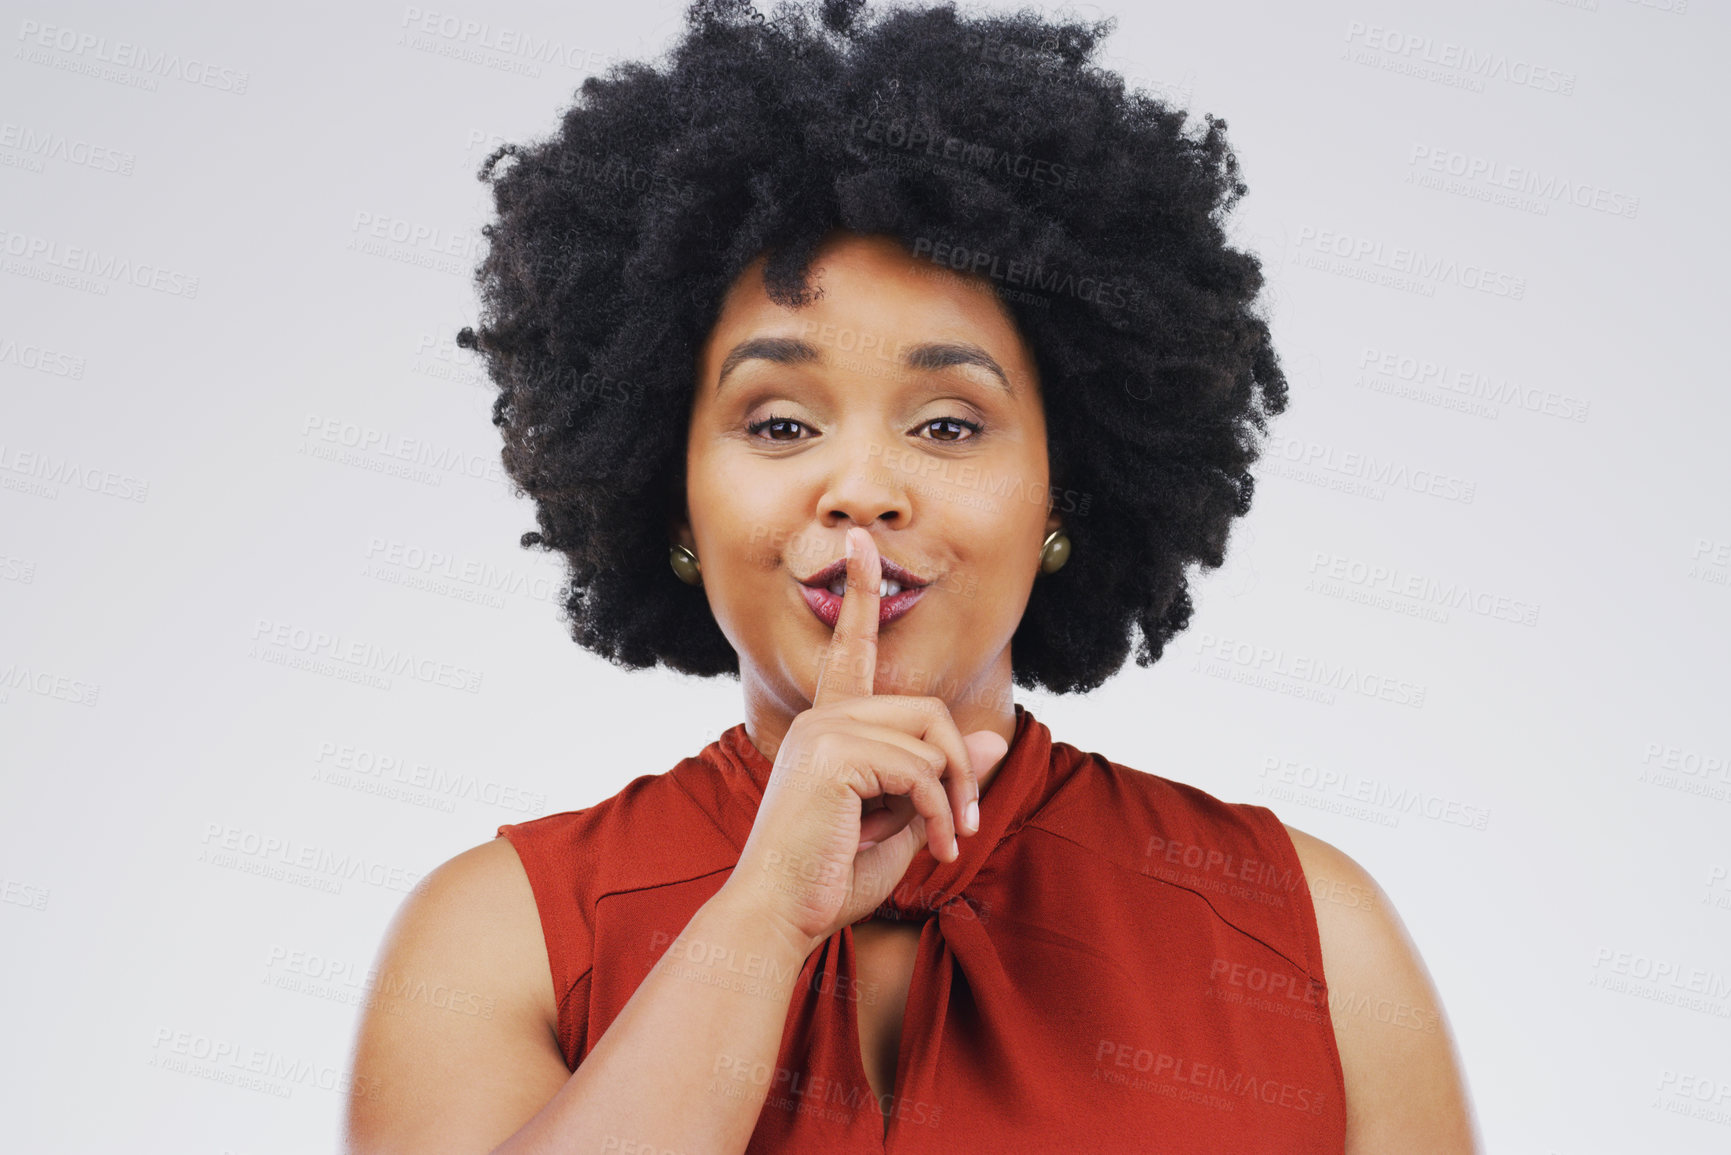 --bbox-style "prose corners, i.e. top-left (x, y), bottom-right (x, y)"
top-left (950, 835), bottom-right (960, 860)
top-left (845, 529), bottom-right (856, 560)
top-left (858, 838), bottom-right (878, 851)
top-left (966, 799), bottom-right (979, 833)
